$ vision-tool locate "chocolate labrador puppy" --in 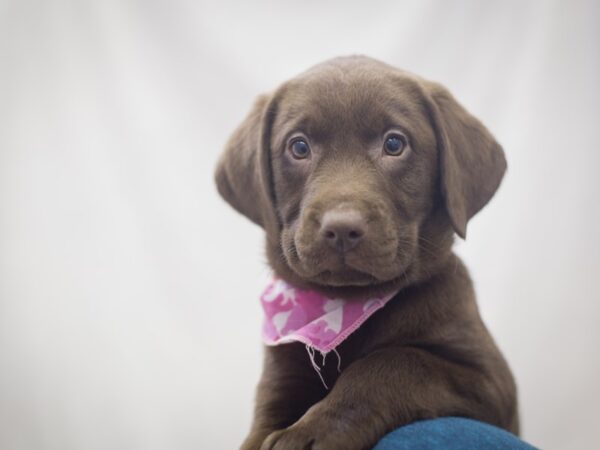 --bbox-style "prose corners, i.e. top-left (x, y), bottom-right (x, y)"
top-left (215, 56), bottom-right (518, 450)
